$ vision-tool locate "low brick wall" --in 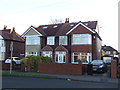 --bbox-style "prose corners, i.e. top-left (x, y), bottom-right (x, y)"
top-left (38, 61), bottom-right (82, 75)
top-left (0, 61), bottom-right (14, 70)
